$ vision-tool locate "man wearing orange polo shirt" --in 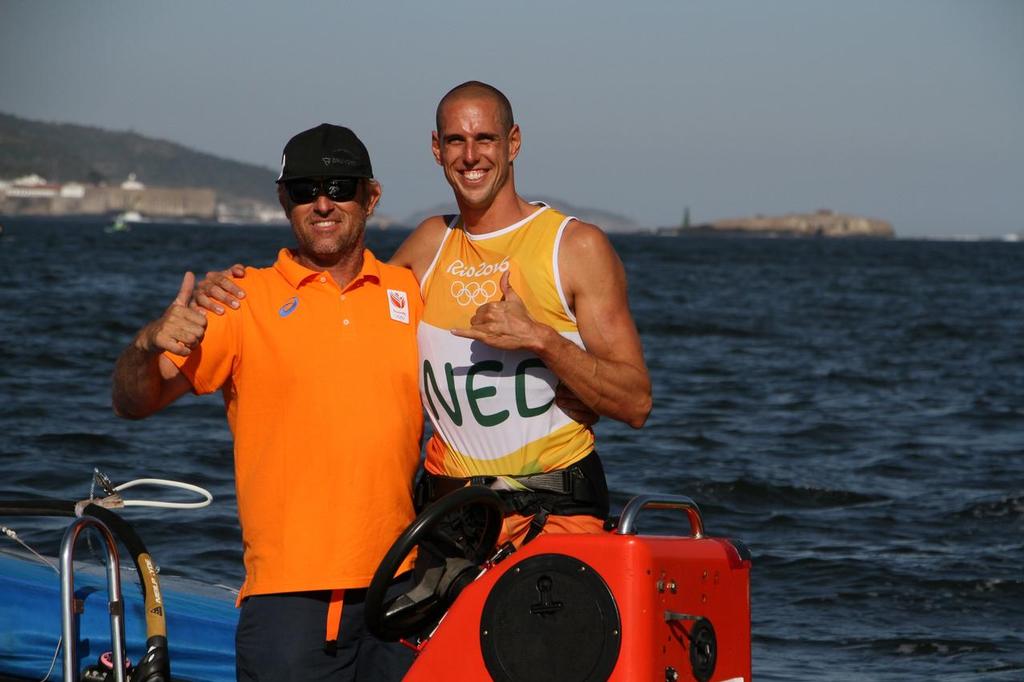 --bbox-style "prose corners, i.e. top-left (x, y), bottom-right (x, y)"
top-left (112, 124), bottom-right (421, 680)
